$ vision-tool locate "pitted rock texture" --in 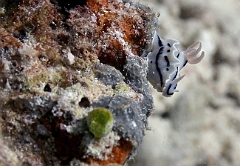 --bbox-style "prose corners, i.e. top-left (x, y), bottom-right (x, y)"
top-left (0, 0), bottom-right (154, 165)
